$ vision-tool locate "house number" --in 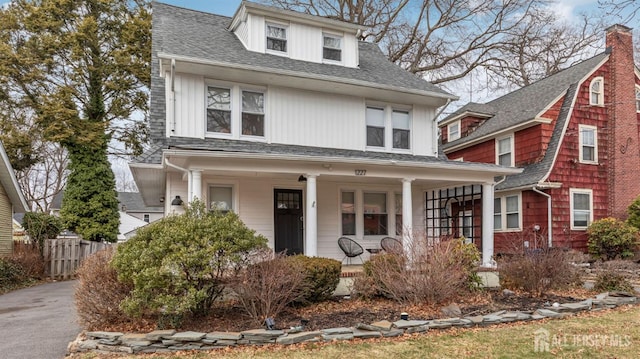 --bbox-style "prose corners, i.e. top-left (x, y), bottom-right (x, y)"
top-left (355, 169), bottom-right (366, 176)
